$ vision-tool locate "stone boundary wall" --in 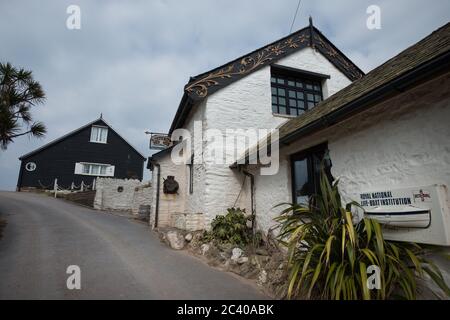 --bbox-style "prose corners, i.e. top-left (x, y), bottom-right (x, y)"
top-left (170, 213), bottom-right (204, 231)
top-left (132, 184), bottom-right (153, 216)
top-left (94, 178), bottom-right (152, 215)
